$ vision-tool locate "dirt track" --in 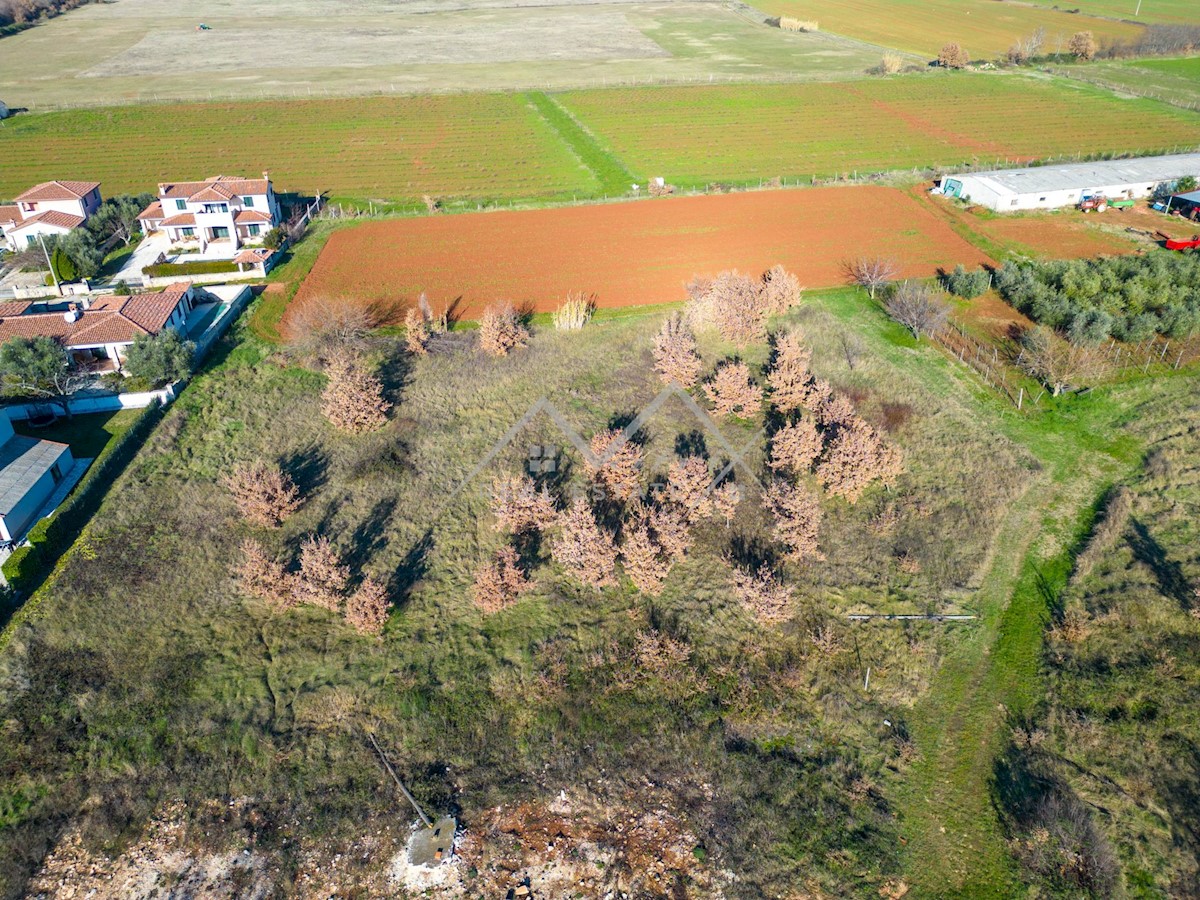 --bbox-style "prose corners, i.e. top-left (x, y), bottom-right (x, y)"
top-left (288, 186), bottom-right (993, 332)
